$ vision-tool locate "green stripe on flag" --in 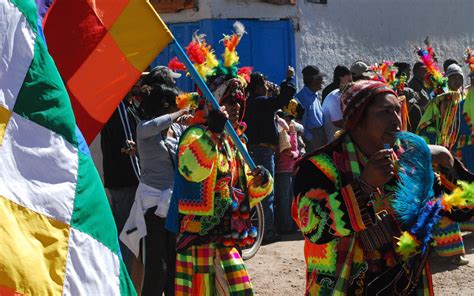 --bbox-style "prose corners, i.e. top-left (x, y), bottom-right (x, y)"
top-left (119, 259), bottom-right (137, 296)
top-left (71, 151), bottom-right (118, 255)
top-left (11, 0), bottom-right (38, 35)
top-left (13, 36), bottom-right (78, 146)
